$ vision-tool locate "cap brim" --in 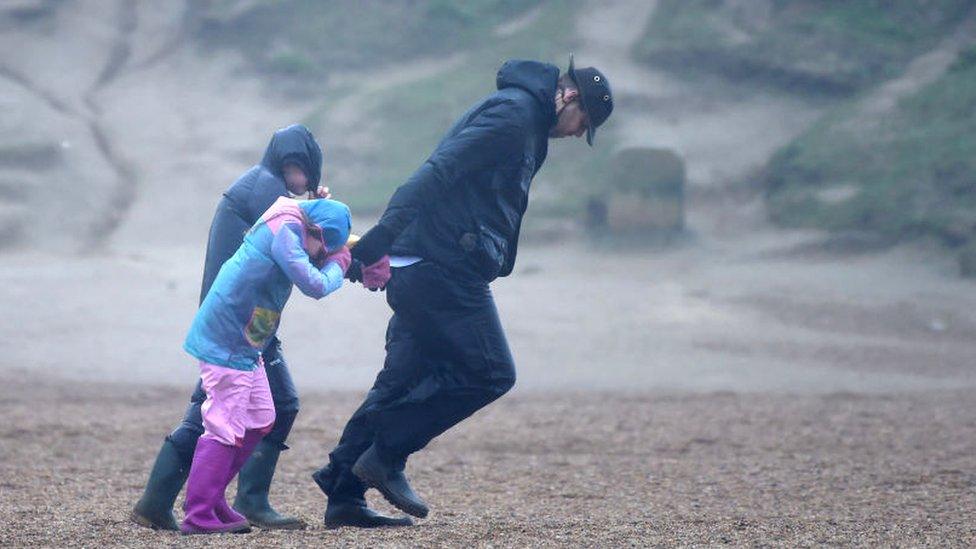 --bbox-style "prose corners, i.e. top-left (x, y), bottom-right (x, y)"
top-left (569, 54), bottom-right (596, 146)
